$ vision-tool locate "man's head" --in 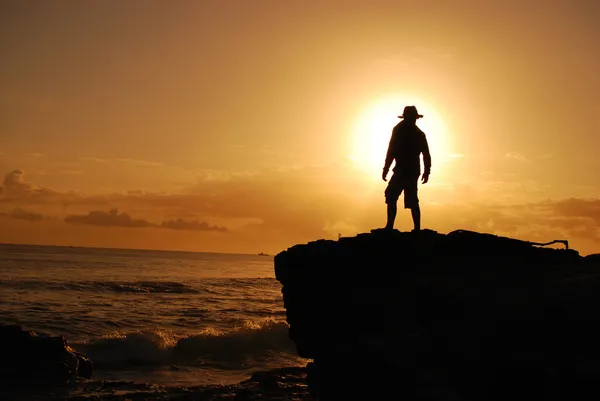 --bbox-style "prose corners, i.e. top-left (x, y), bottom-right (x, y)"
top-left (398, 106), bottom-right (423, 124)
